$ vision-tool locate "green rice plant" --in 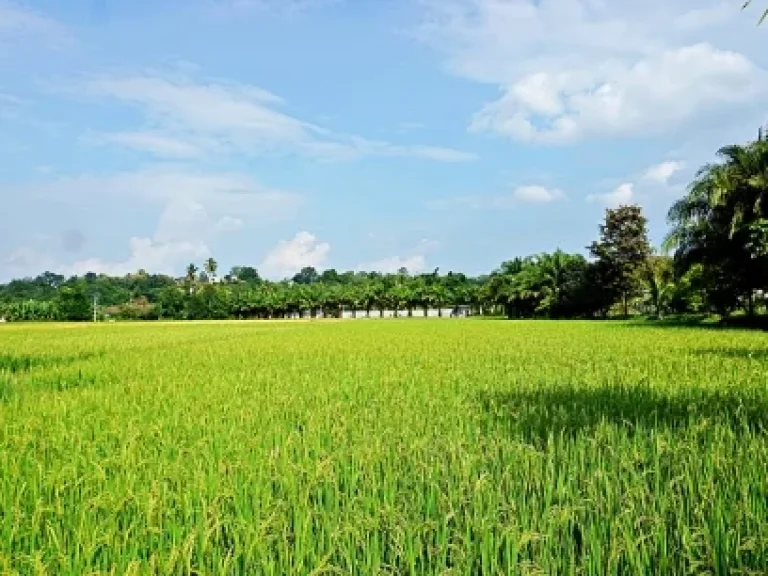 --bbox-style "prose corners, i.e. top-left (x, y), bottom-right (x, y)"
top-left (0, 319), bottom-right (766, 574)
